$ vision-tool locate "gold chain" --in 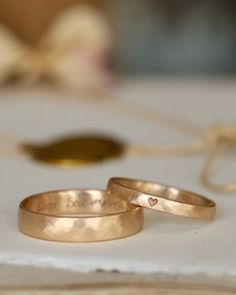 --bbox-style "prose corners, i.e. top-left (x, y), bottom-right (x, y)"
top-left (105, 101), bottom-right (236, 193)
top-left (1, 99), bottom-right (236, 193)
